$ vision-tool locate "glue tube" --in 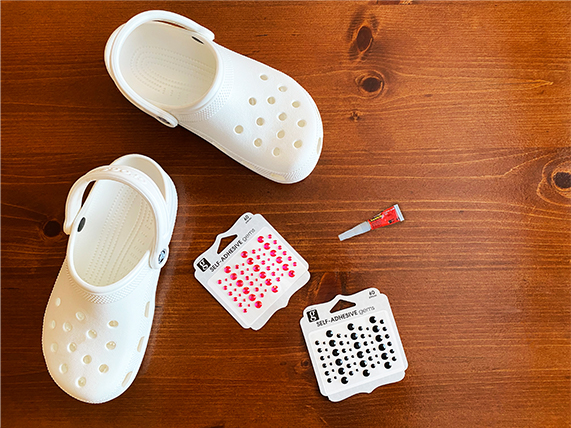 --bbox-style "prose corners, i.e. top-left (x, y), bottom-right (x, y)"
top-left (338, 204), bottom-right (404, 241)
